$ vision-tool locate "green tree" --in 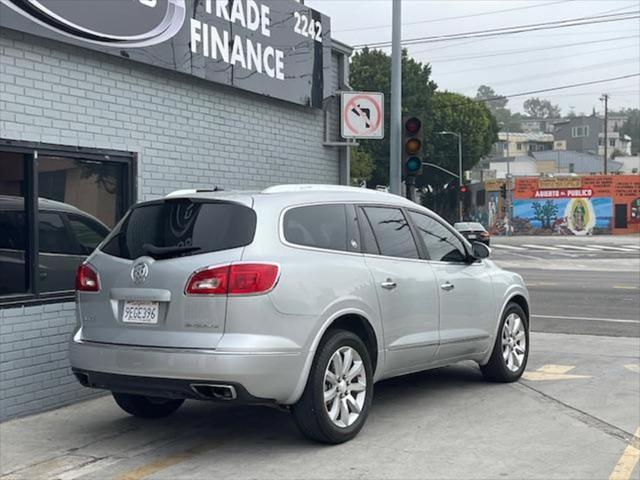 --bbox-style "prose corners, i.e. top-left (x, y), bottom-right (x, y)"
top-left (475, 85), bottom-right (507, 111)
top-left (426, 91), bottom-right (499, 184)
top-left (475, 85), bottom-right (522, 131)
top-left (619, 108), bottom-right (640, 155)
top-left (350, 148), bottom-right (374, 186)
top-left (532, 200), bottom-right (559, 230)
top-left (349, 48), bottom-right (437, 186)
top-left (523, 97), bottom-right (562, 118)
